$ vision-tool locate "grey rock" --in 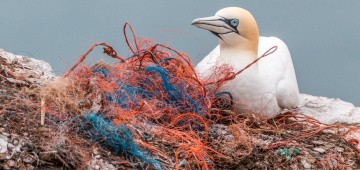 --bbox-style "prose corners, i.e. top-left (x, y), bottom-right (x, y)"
top-left (313, 147), bottom-right (326, 153)
top-left (87, 155), bottom-right (116, 170)
top-left (0, 135), bottom-right (9, 154)
top-left (301, 159), bottom-right (311, 169)
top-left (312, 140), bottom-right (326, 145)
top-left (335, 147), bottom-right (344, 152)
top-left (0, 48), bottom-right (56, 85)
top-left (299, 94), bottom-right (360, 125)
